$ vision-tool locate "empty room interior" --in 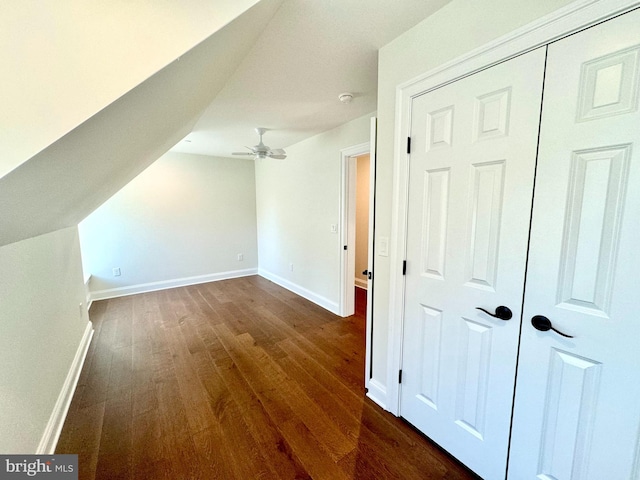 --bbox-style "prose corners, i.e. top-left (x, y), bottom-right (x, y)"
top-left (1, 0), bottom-right (639, 479)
